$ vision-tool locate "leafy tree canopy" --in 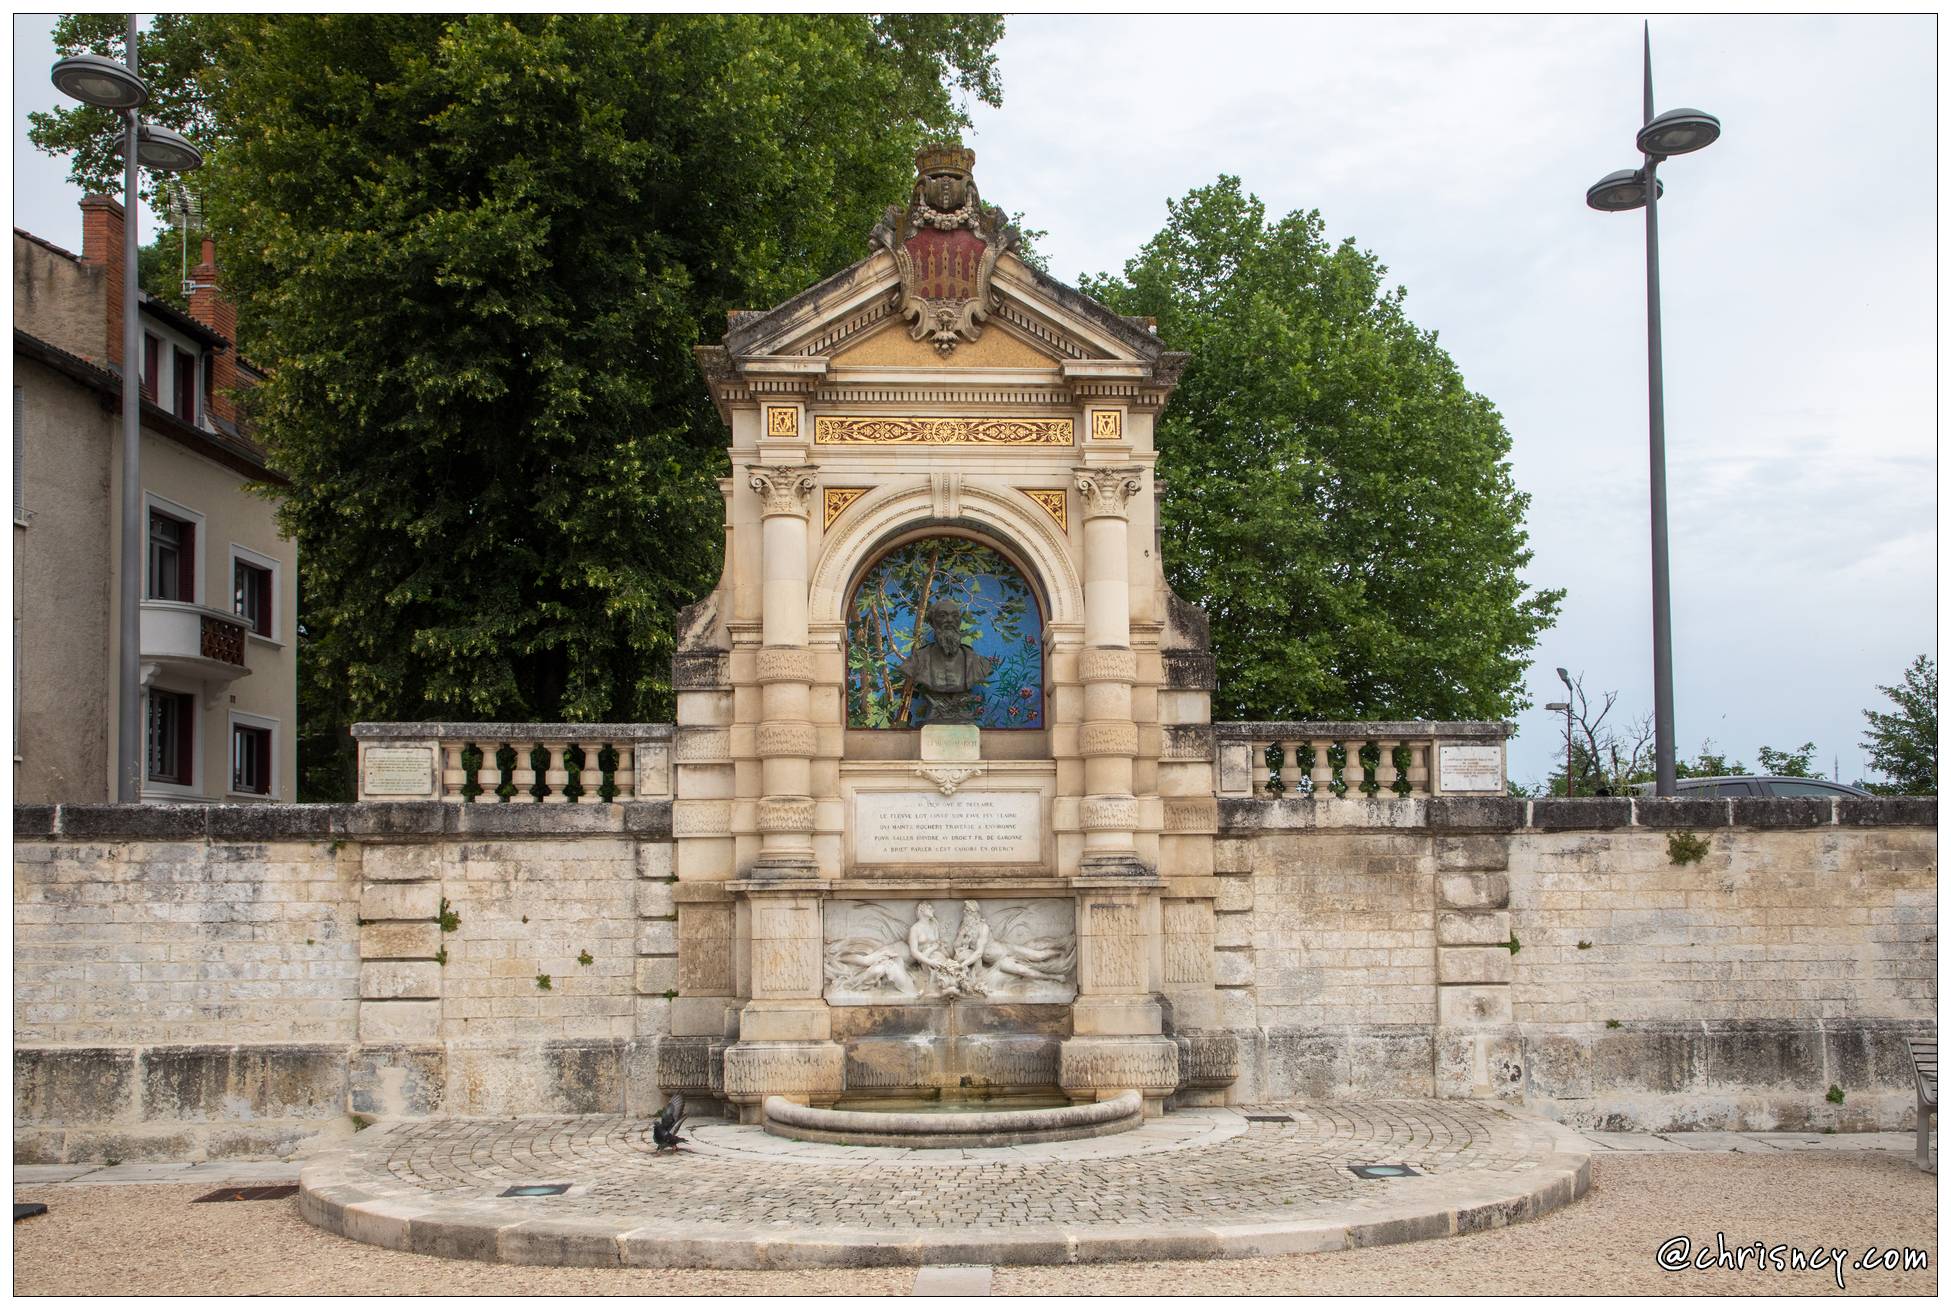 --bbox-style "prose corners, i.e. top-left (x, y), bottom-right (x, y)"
top-left (1859, 654), bottom-right (1936, 796)
top-left (34, 14), bottom-right (1005, 798)
top-left (1083, 178), bottom-right (1561, 721)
